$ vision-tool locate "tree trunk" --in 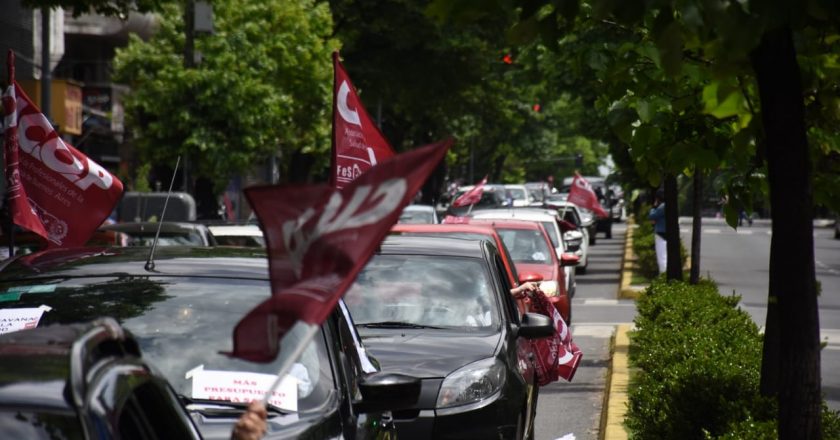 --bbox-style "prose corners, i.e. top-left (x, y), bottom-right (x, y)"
top-left (751, 27), bottom-right (821, 439)
top-left (689, 169), bottom-right (702, 284)
top-left (664, 174), bottom-right (682, 281)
